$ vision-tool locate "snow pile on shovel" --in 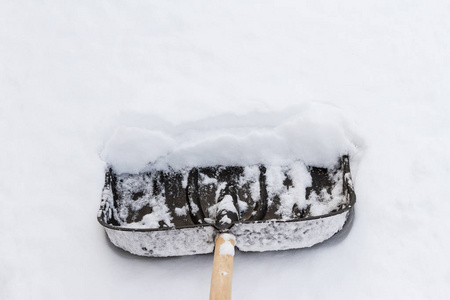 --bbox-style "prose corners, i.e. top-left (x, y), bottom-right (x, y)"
top-left (100, 102), bottom-right (359, 174)
top-left (99, 102), bottom-right (359, 235)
